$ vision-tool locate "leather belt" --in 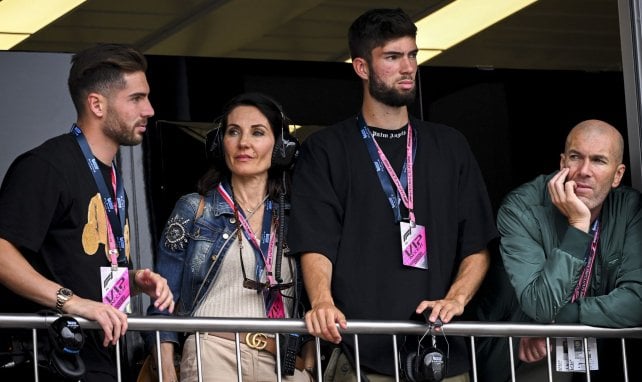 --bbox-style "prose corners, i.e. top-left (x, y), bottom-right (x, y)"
top-left (208, 332), bottom-right (305, 372)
